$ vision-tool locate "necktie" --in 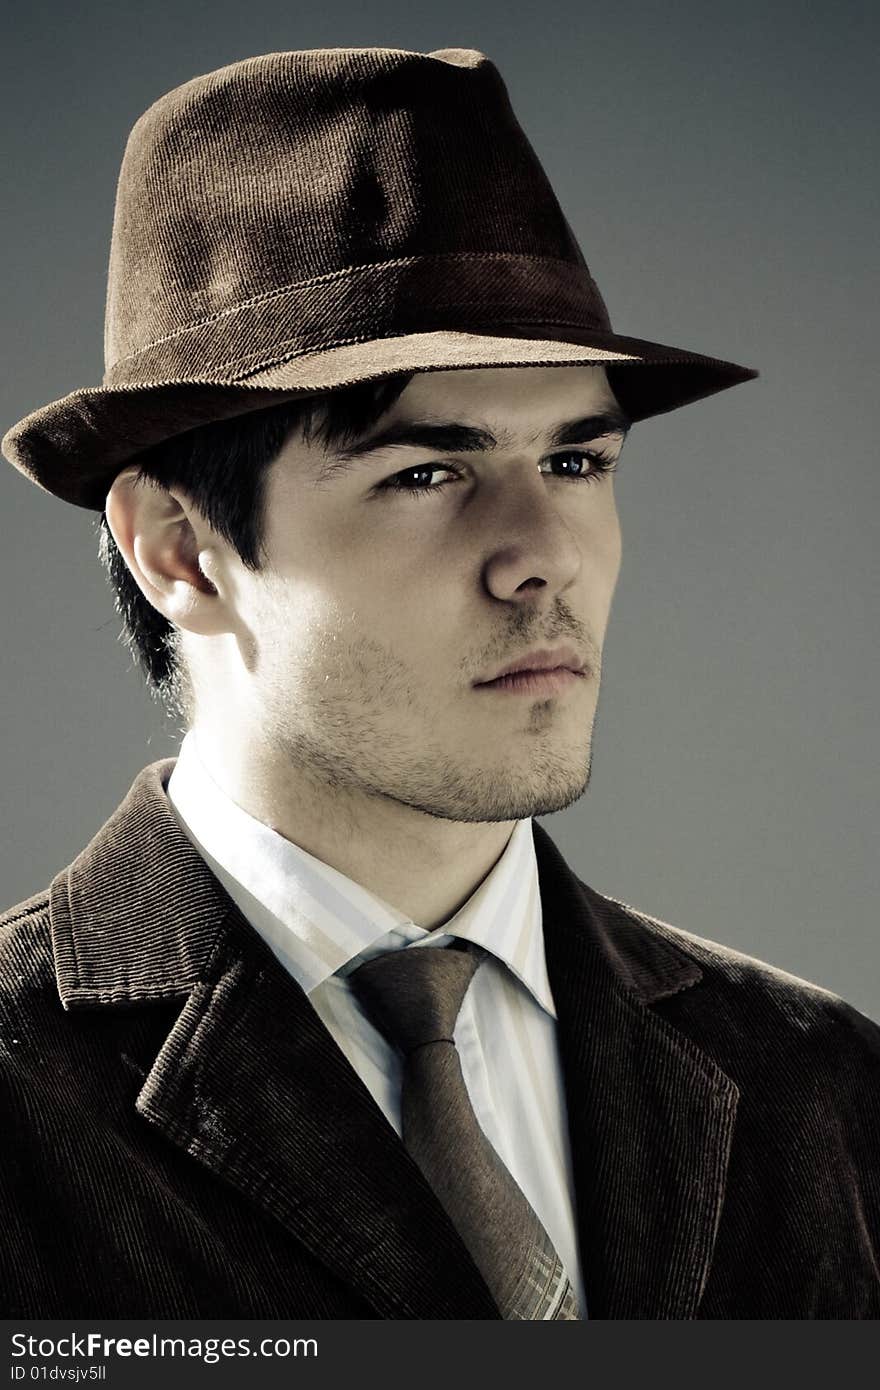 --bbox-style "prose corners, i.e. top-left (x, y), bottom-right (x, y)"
top-left (348, 939), bottom-right (580, 1320)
